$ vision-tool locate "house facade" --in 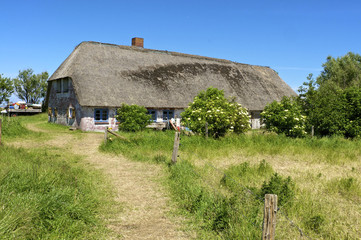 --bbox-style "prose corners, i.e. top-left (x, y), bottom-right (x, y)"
top-left (46, 38), bottom-right (296, 132)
